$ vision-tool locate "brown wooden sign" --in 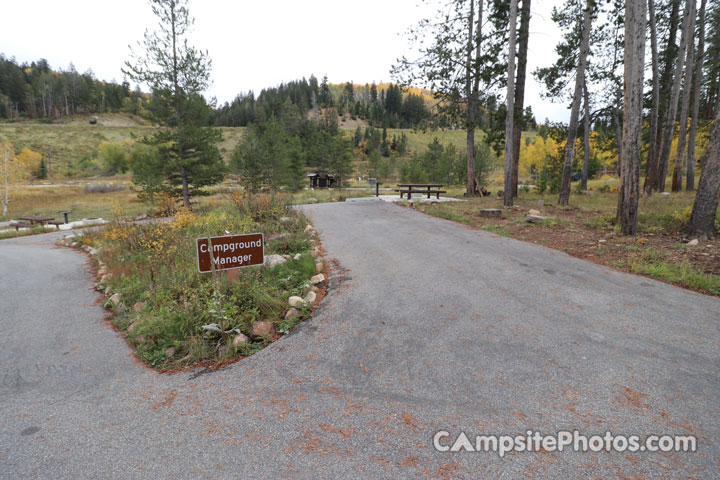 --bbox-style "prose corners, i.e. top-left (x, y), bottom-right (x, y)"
top-left (196, 233), bottom-right (264, 273)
